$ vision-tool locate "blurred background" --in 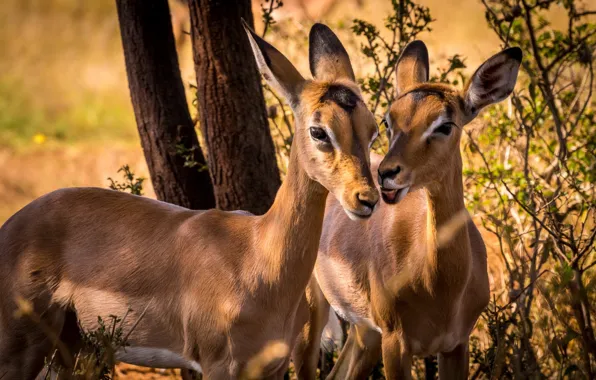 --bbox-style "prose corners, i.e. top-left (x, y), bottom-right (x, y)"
top-left (1, 0), bottom-right (594, 378)
top-left (0, 0), bottom-right (503, 223)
